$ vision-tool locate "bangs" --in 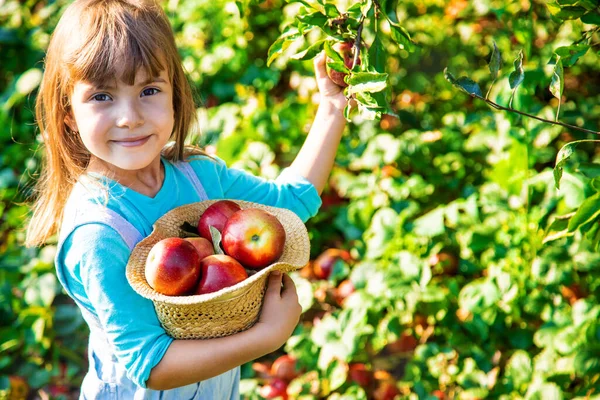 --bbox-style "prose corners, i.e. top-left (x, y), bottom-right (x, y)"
top-left (65, 0), bottom-right (170, 86)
